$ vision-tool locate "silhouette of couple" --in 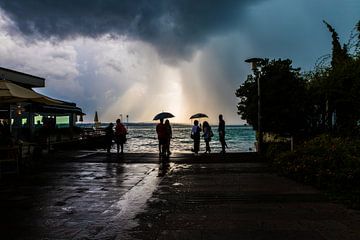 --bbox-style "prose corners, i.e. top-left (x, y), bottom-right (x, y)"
top-left (105, 118), bottom-right (127, 154)
top-left (156, 119), bottom-right (172, 156)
